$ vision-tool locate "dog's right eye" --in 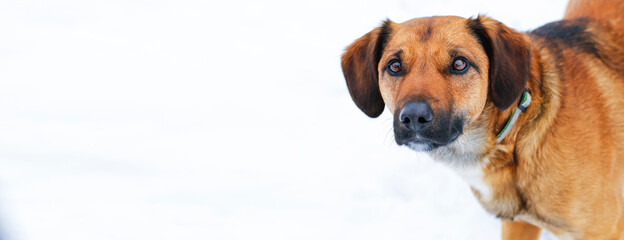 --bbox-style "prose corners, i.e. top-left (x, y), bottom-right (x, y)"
top-left (387, 59), bottom-right (402, 76)
top-left (450, 57), bottom-right (469, 74)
